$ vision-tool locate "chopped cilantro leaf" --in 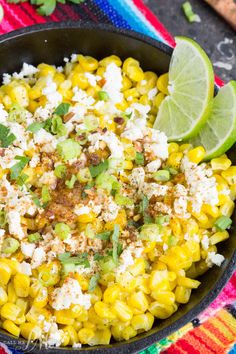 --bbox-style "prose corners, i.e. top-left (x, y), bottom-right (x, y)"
top-left (93, 253), bottom-right (104, 261)
top-left (26, 122), bottom-right (44, 133)
top-left (65, 174), bottom-right (77, 189)
top-left (111, 224), bottom-right (120, 264)
top-left (0, 123), bottom-right (16, 148)
top-left (88, 274), bottom-right (100, 292)
top-left (135, 152), bottom-right (144, 165)
top-left (54, 103), bottom-right (70, 116)
top-left (10, 156), bottom-right (30, 180)
top-left (89, 159), bottom-right (109, 178)
top-left (96, 231), bottom-right (112, 241)
top-left (58, 252), bottom-right (90, 268)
